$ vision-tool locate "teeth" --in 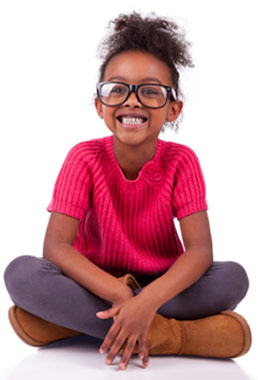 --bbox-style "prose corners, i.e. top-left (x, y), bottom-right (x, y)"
top-left (121, 117), bottom-right (145, 125)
